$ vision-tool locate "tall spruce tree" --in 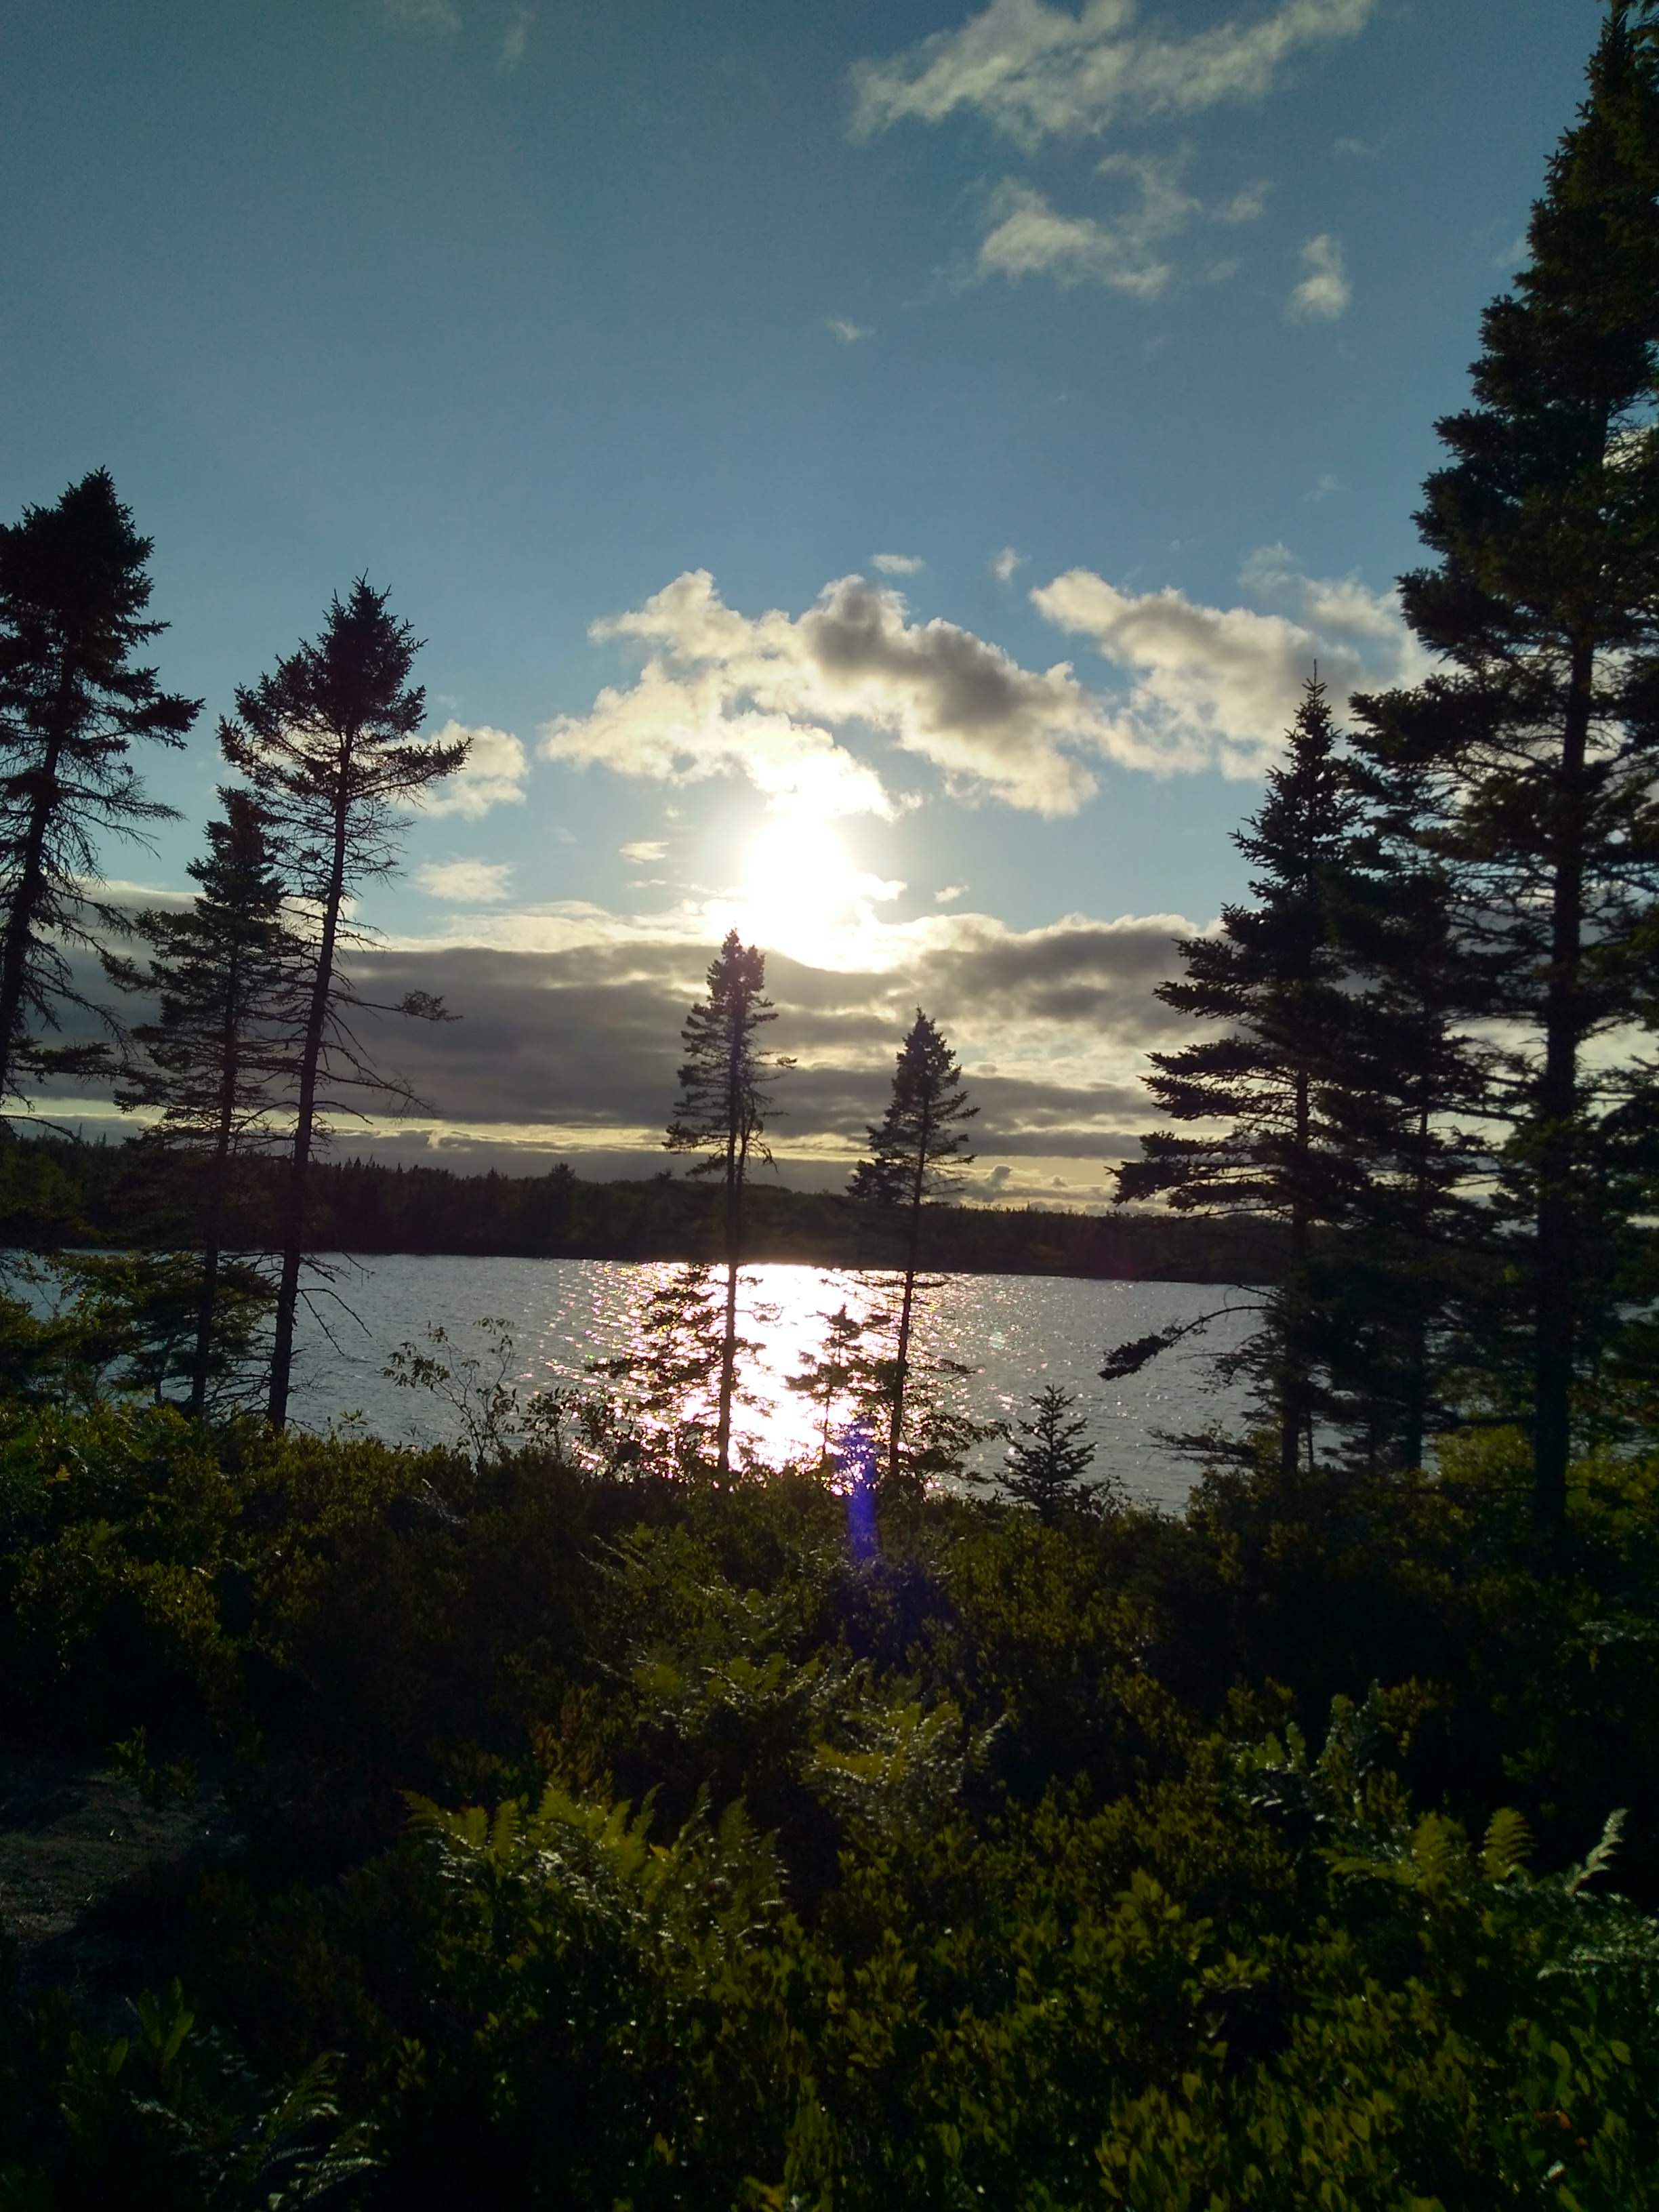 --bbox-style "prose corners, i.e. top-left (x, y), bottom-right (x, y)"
top-left (220, 581), bottom-right (468, 1427)
top-left (0, 470), bottom-right (199, 1105)
top-left (1350, 1), bottom-right (1659, 1530)
top-left (849, 1010), bottom-right (976, 1492)
top-left (1114, 680), bottom-right (1364, 1480)
top-left (102, 792), bottom-right (302, 1415)
top-left (665, 930), bottom-right (789, 1477)
top-left (1317, 794), bottom-right (1493, 1475)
